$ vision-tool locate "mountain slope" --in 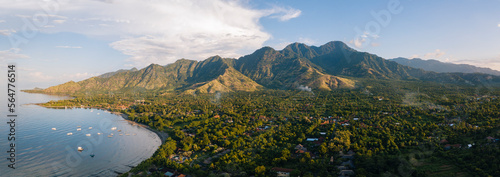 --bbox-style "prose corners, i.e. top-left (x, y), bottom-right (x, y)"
top-left (390, 57), bottom-right (500, 76)
top-left (33, 41), bottom-right (500, 95)
top-left (235, 45), bottom-right (356, 90)
top-left (41, 56), bottom-right (263, 94)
